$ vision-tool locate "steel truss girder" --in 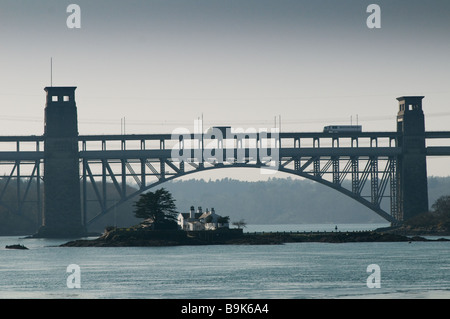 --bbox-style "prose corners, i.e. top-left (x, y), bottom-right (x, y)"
top-left (0, 155), bottom-right (401, 226)
top-left (278, 155), bottom-right (398, 223)
top-left (2, 130), bottom-right (450, 229)
top-left (0, 159), bottom-right (42, 220)
top-left (81, 154), bottom-right (400, 226)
